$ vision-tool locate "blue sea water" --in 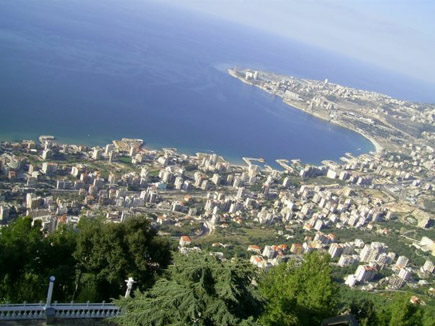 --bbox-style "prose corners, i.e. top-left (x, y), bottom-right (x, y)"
top-left (0, 0), bottom-right (433, 166)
